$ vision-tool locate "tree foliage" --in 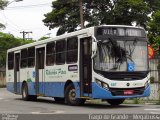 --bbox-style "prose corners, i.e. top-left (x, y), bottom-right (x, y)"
top-left (43, 0), bottom-right (81, 35)
top-left (0, 0), bottom-right (8, 10)
top-left (0, 32), bottom-right (34, 68)
top-left (38, 36), bottom-right (50, 41)
top-left (147, 11), bottom-right (160, 54)
top-left (0, 0), bottom-right (8, 30)
top-left (43, 0), bottom-right (155, 35)
top-left (43, 0), bottom-right (160, 56)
